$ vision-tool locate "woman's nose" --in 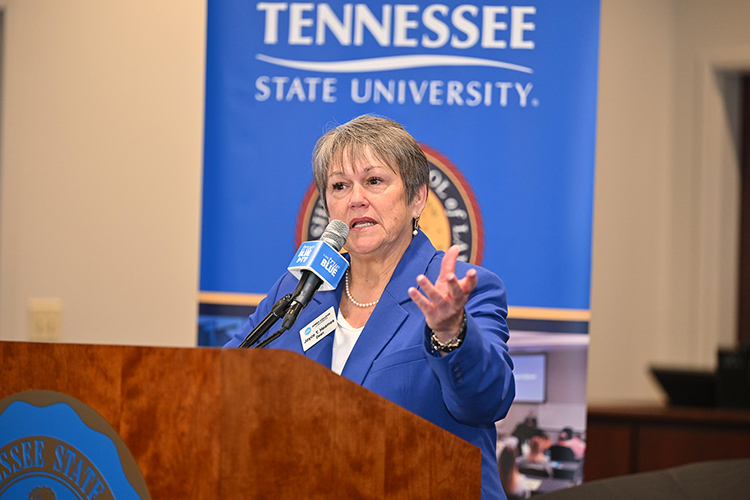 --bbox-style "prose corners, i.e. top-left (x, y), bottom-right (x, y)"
top-left (349, 183), bottom-right (368, 208)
